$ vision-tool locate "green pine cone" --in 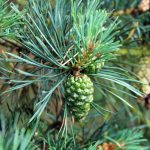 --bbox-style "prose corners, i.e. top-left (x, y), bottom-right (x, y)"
top-left (65, 74), bottom-right (94, 121)
top-left (85, 62), bottom-right (104, 74)
top-left (136, 56), bottom-right (150, 94)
